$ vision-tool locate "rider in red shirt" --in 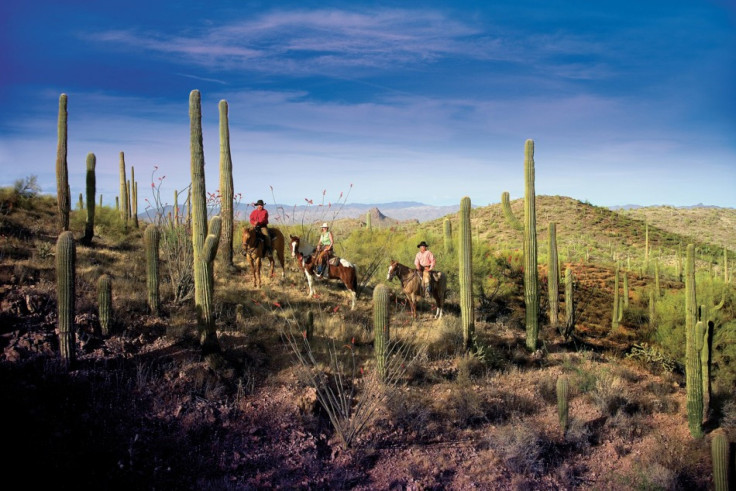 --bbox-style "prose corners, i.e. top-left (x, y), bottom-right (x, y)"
top-left (249, 199), bottom-right (271, 252)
